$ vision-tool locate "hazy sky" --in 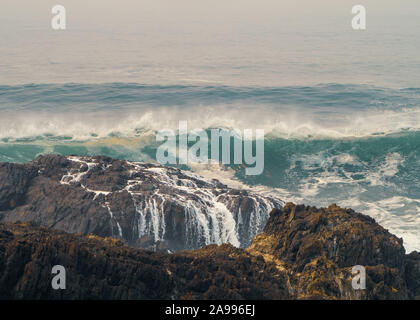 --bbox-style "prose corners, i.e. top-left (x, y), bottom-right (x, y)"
top-left (2, 0), bottom-right (419, 30)
top-left (1, 1), bottom-right (419, 86)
